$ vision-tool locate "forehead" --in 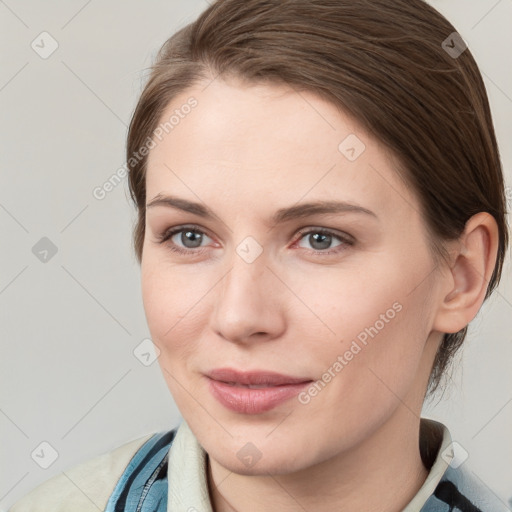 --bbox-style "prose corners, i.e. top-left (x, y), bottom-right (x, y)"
top-left (145, 78), bottom-right (417, 220)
